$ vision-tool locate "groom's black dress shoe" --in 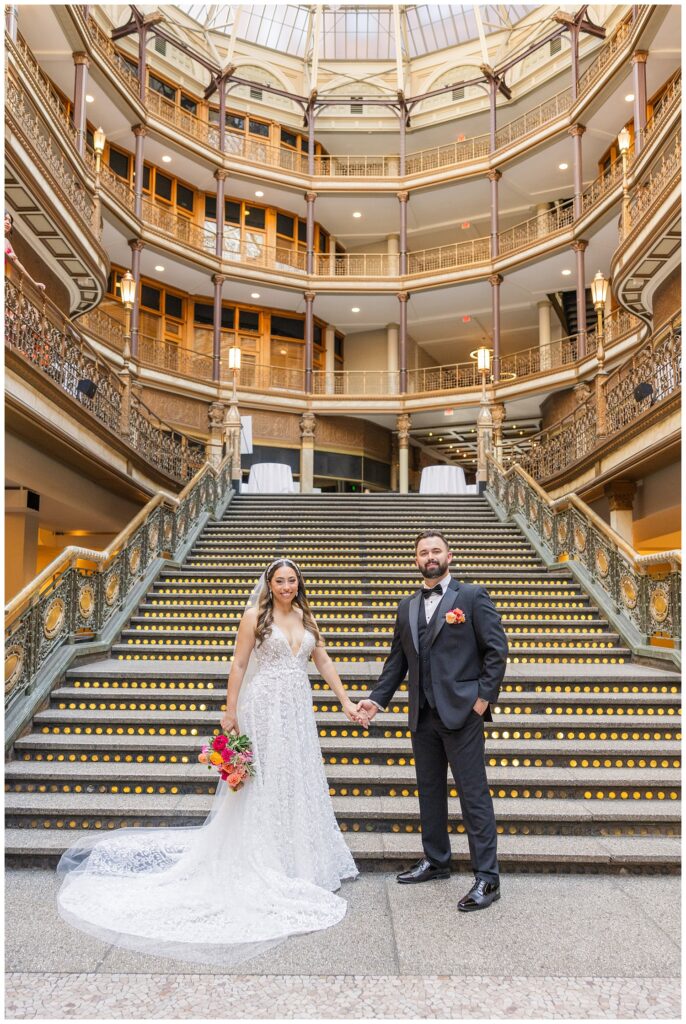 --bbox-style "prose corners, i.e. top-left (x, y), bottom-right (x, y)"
top-left (457, 878), bottom-right (500, 911)
top-left (396, 858), bottom-right (451, 884)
